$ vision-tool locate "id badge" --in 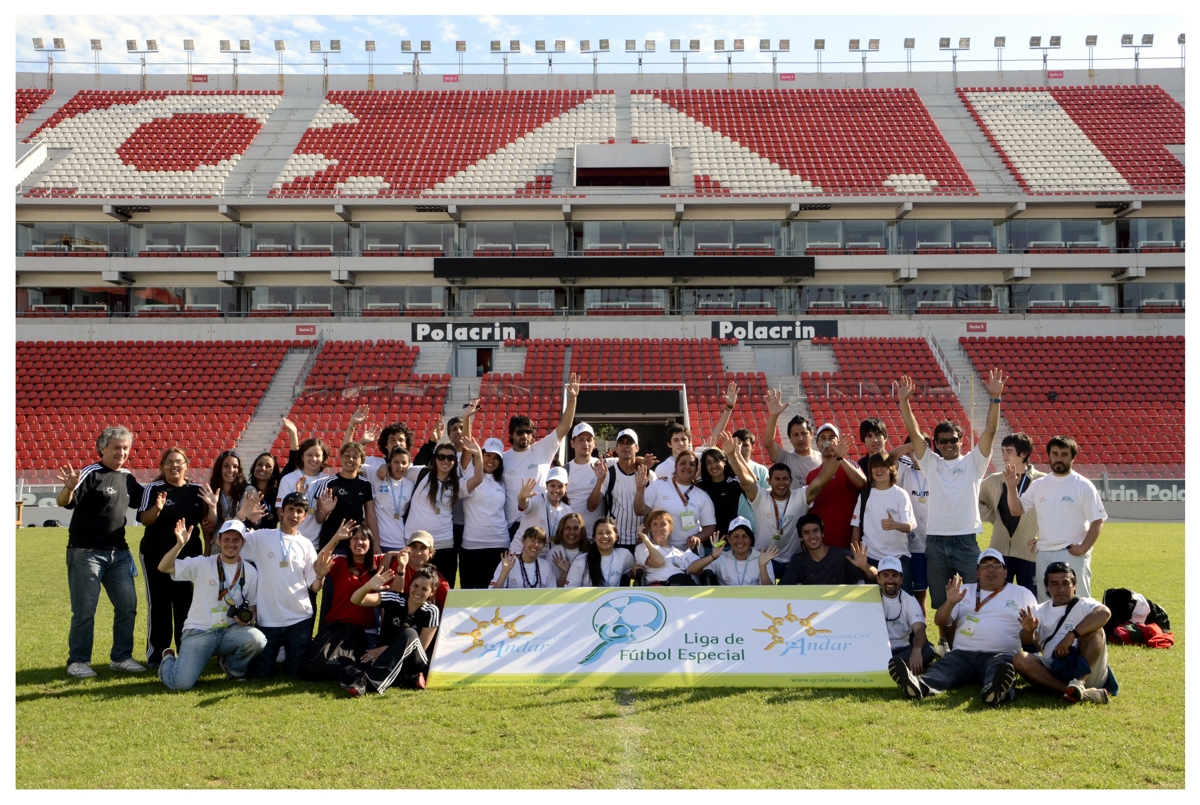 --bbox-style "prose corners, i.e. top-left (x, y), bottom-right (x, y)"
top-left (679, 510), bottom-right (697, 531)
top-left (393, 511), bottom-right (401, 520)
top-left (279, 559), bottom-right (289, 568)
top-left (211, 606), bottom-right (229, 629)
top-left (960, 613), bottom-right (981, 637)
top-left (772, 532), bottom-right (782, 542)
